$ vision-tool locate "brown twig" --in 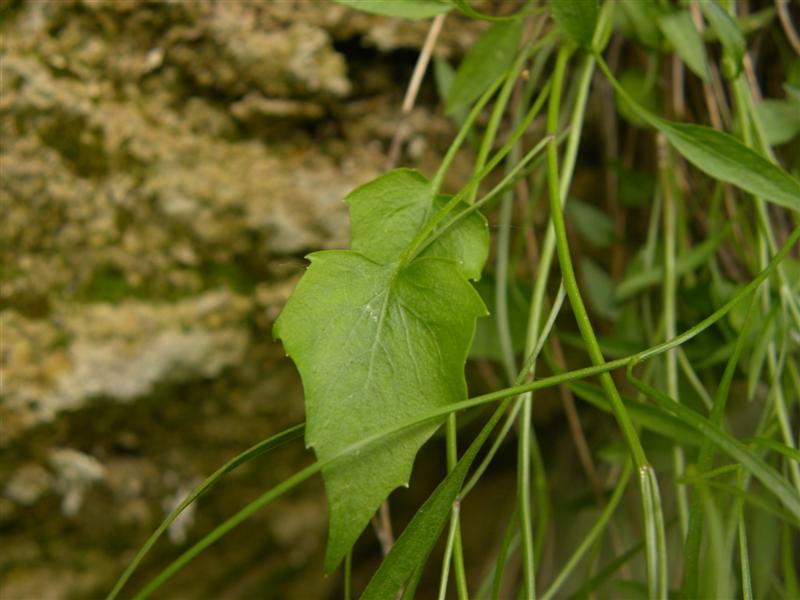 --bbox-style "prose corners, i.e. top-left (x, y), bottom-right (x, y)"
top-left (776, 0), bottom-right (800, 56)
top-left (385, 14), bottom-right (447, 170)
